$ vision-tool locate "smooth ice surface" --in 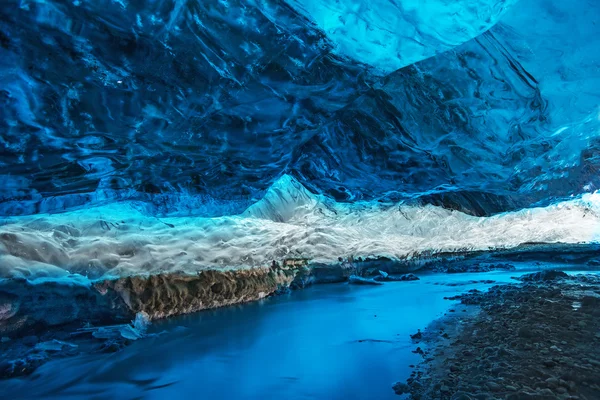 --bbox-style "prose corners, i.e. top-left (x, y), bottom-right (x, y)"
top-left (1, 267), bottom-right (596, 399)
top-left (283, 0), bottom-right (517, 73)
top-left (1, 0), bottom-right (599, 216)
top-left (2, 176), bottom-right (600, 281)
